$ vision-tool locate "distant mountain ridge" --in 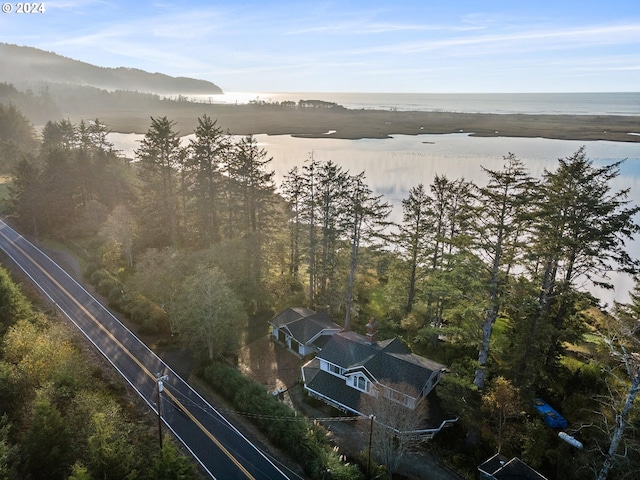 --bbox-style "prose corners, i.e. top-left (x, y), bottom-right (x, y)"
top-left (0, 43), bottom-right (223, 95)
